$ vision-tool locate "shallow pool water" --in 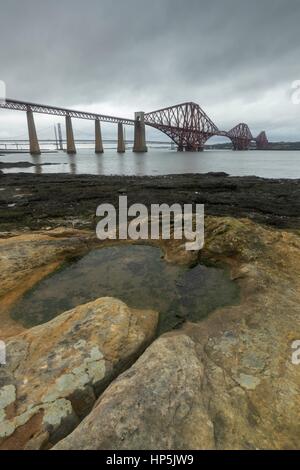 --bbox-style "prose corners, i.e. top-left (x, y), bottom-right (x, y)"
top-left (11, 245), bottom-right (240, 334)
